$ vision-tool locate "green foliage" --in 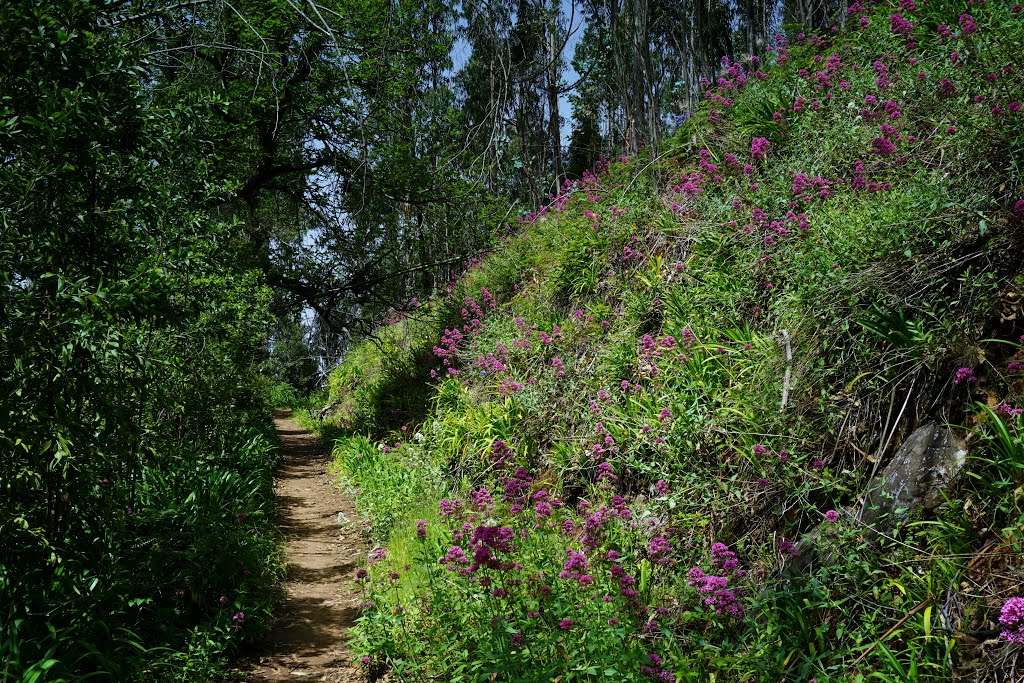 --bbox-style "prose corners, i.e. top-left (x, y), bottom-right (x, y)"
top-left (332, 435), bottom-right (442, 544)
top-left (971, 406), bottom-right (1024, 542)
top-left (0, 0), bottom-right (283, 678)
